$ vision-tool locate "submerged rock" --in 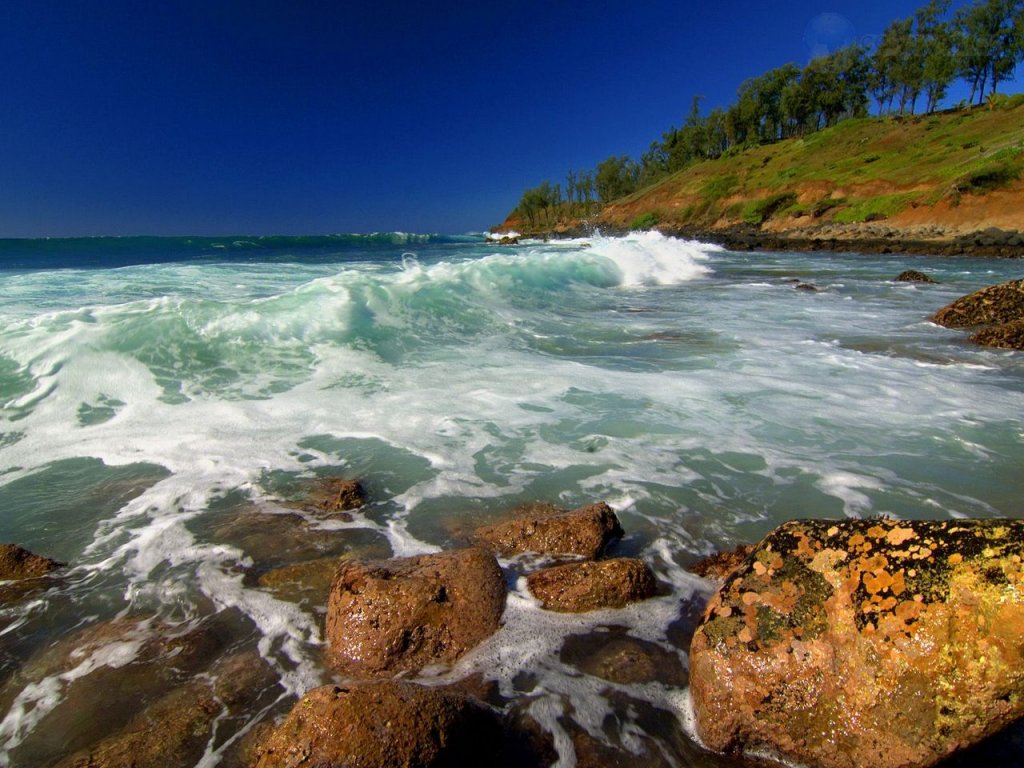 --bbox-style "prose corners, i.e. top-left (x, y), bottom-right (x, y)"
top-left (931, 279), bottom-right (1024, 329)
top-left (54, 651), bottom-right (278, 768)
top-left (690, 518), bottom-right (1024, 768)
top-left (0, 543), bottom-right (63, 581)
top-left (895, 270), bottom-right (937, 284)
top-left (526, 558), bottom-right (656, 613)
top-left (252, 681), bottom-right (505, 768)
top-left (0, 616), bottom-right (234, 766)
top-left (560, 627), bottom-right (688, 686)
top-left (474, 501), bottom-right (623, 559)
top-left (324, 547), bottom-right (506, 676)
top-left (299, 476), bottom-right (366, 518)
